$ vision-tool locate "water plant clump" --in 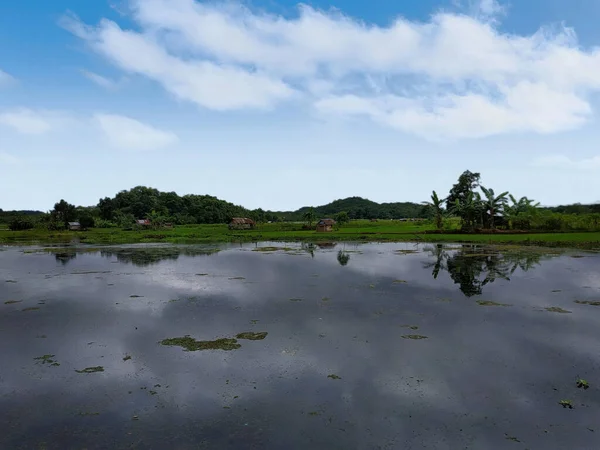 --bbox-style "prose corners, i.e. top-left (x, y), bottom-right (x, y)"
top-left (236, 332), bottom-right (268, 340)
top-left (576, 378), bottom-right (590, 390)
top-left (558, 399), bottom-right (573, 409)
top-left (75, 366), bottom-right (104, 374)
top-left (476, 300), bottom-right (510, 307)
top-left (34, 354), bottom-right (60, 367)
top-left (402, 335), bottom-right (428, 340)
top-left (574, 300), bottom-right (600, 306)
top-left (545, 307), bottom-right (572, 313)
top-left (327, 374), bottom-right (342, 380)
top-left (160, 335), bottom-right (241, 351)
